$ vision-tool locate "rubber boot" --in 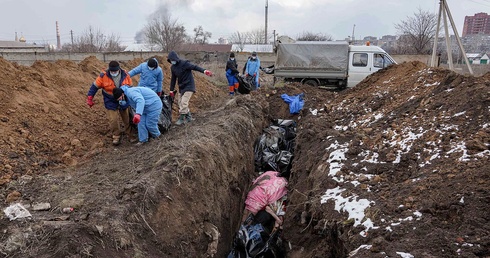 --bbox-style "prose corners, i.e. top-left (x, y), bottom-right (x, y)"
top-left (185, 112), bottom-right (192, 123)
top-left (176, 114), bottom-right (186, 125)
top-left (234, 82), bottom-right (239, 93)
top-left (229, 85), bottom-right (235, 96)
